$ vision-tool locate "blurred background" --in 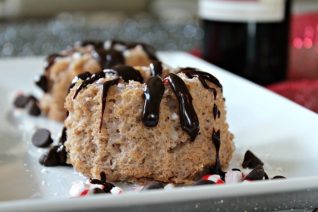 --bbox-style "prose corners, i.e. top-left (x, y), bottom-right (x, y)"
top-left (0, 0), bottom-right (318, 111)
